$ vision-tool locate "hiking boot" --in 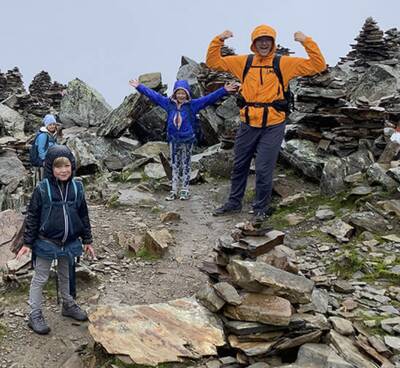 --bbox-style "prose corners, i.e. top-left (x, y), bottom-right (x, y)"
top-left (28, 310), bottom-right (51, 335)
top-left (62, 302), bottom-right (88, 321)
top-left (213, 203), bottom-right (242, 216)
top-left (165, 191), bottom-right (177, 201)
top-left (252, 207), bottom-right (275, 226)
top-left (252, 211), bottom-right (268, 226)
top-left (179, 190), bottom-right (190, 200)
